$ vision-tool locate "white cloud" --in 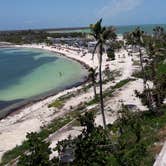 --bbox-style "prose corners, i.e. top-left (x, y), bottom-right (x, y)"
top-left (98, 0), bottom-right (143, 18)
